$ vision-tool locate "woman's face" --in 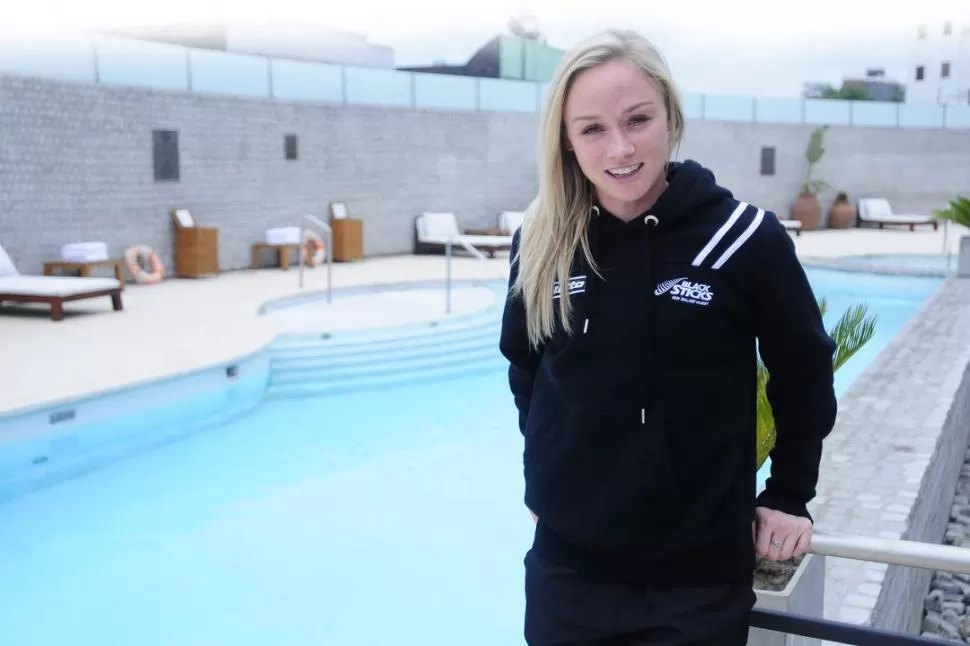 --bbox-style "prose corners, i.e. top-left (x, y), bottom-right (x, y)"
top-left (562, 58), bottom-right (670, 220)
